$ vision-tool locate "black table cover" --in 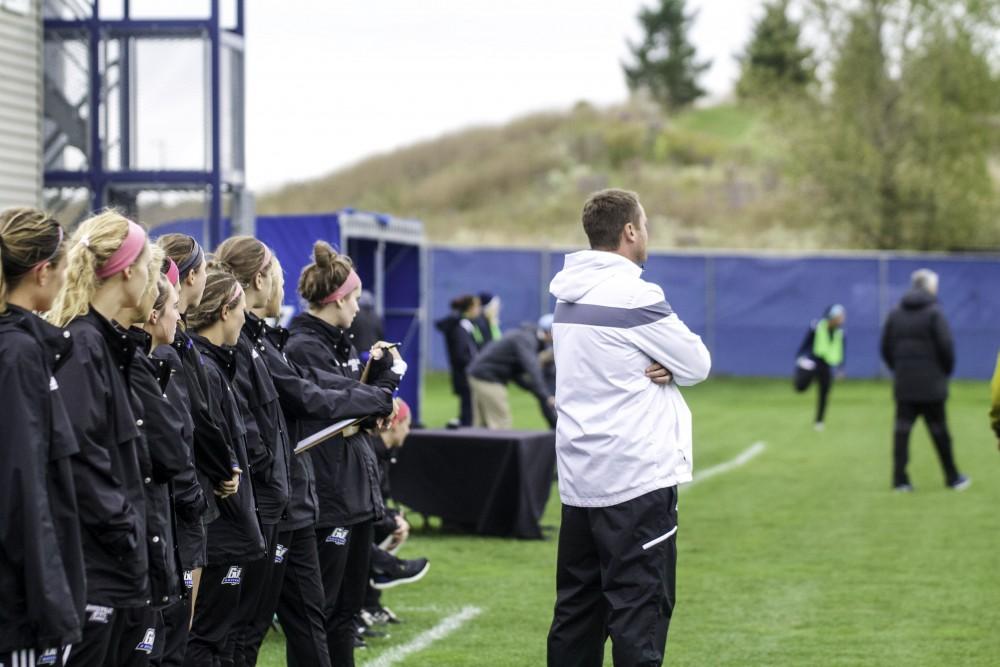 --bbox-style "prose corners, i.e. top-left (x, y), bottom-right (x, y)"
top-left (390, 428), bottom-right (556, 539)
